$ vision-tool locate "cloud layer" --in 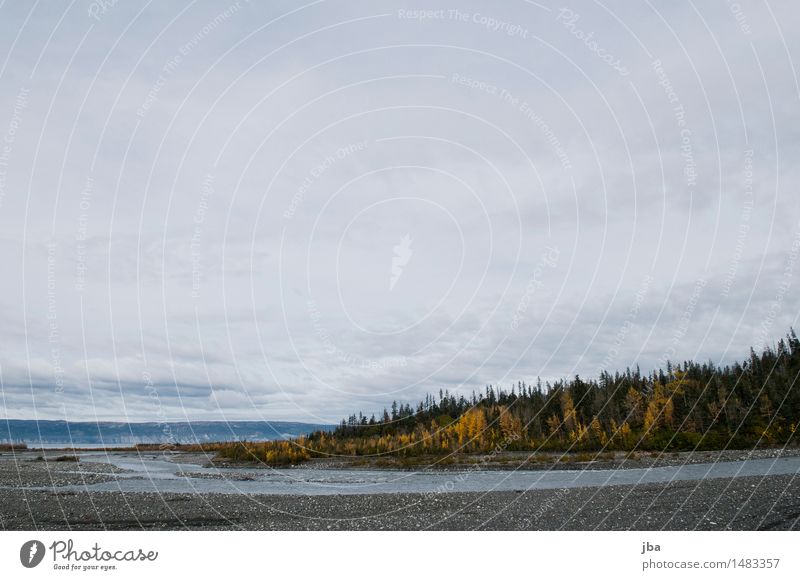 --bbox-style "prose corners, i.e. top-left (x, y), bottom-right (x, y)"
top-left (0, 0), bottom-right (798, 422)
